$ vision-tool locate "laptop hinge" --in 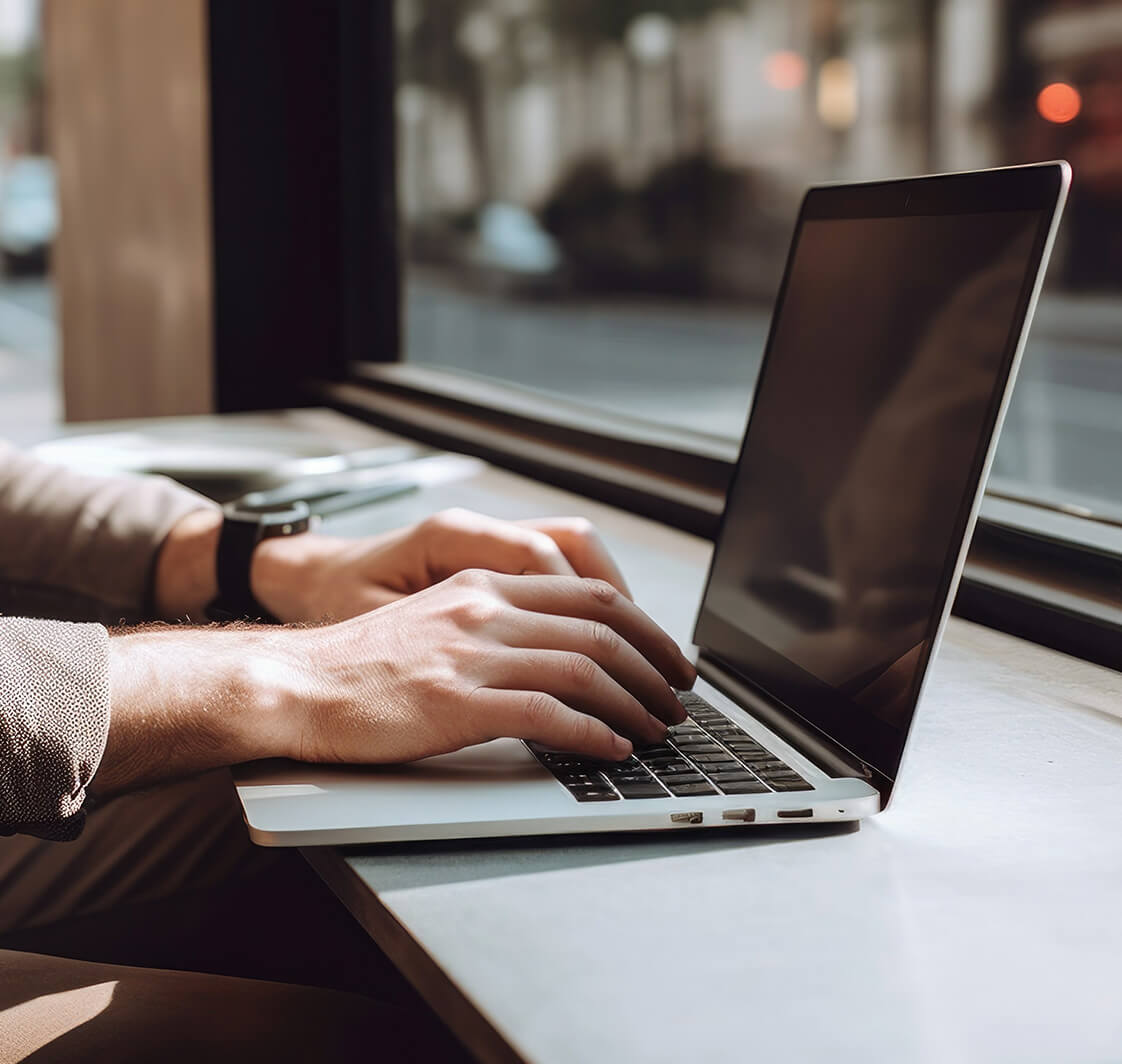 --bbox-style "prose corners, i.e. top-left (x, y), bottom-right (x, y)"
top-left (697, 653), bottom-right (876, 784)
